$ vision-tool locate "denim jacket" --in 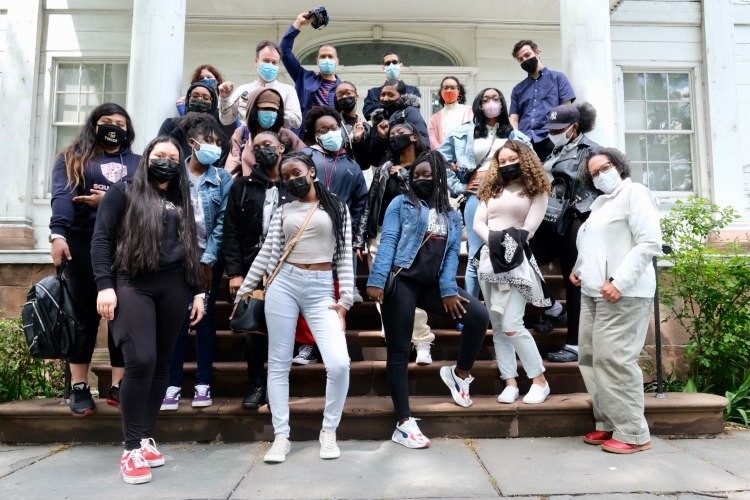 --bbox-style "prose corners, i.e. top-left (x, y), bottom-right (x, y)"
top-left (367, 195), bottom-right (463, 298)
top-left (188, 161), bottom-right (233, 267)
top-left (438, 122), bottom-right (531, 197)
